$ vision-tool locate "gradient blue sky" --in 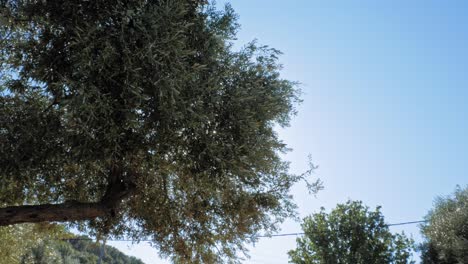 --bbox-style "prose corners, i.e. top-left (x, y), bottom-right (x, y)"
top-left (110, 1), bottom-right (468, 263)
